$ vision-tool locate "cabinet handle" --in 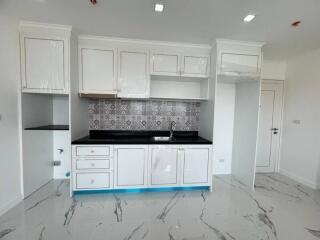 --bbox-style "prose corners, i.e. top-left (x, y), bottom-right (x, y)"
top-left (90, 179), bottom-right (95, 184)
top-left (90, 150), bottom-right (95, 153)
top-left (90, 163), bottom-right (95, 167)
